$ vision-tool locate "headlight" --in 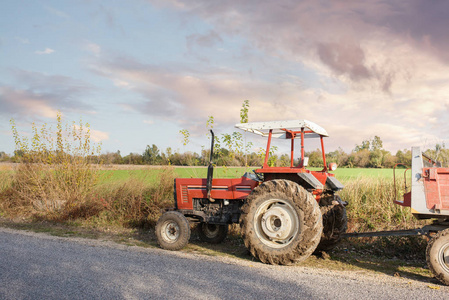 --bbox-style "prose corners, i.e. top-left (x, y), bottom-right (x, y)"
top-left (328, 163), bottom-right (337, 171)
